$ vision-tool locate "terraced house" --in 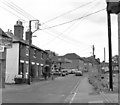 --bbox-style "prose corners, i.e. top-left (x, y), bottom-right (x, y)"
top-left (5, 21), bottom-right (49, 83)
